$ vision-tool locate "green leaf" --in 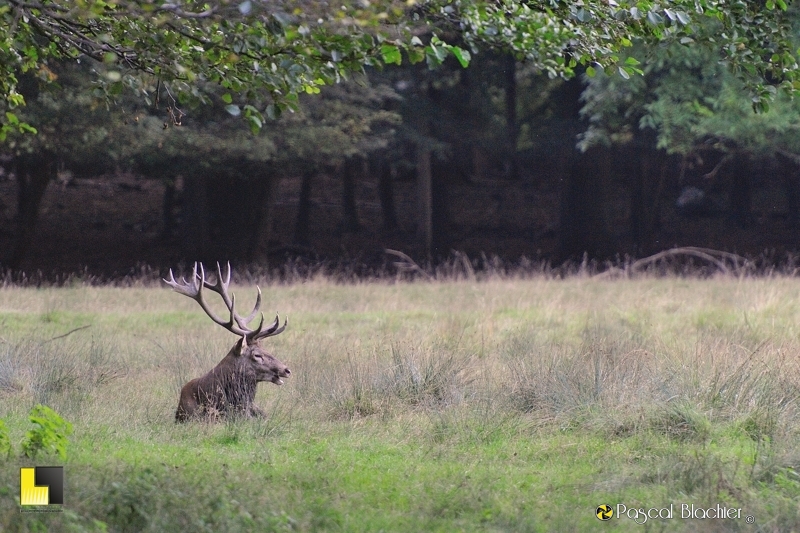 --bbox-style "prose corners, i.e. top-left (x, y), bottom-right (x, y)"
top-left (108, 82), bottom-right (123, 96)
top-left (273, 11), bottom-right (292, 26)
top-left (265, 104), bottom-right (279, 119)
top-left (647, 11), bottom-right (664, 25)
top-left (247, 114), bottom-right (262, 134)
top-left (450, 46), bottom-right (471, 68)
top-left (433, 45), bottom-right (447, 63)
top-left (221, 93), bottom-right (233, 104)
top-left (586, 66), bottom-right (597, 77)
top-left (0, 419), bottom-right (11, 459)
top-left (380, 44), bottom-right (402, 65)
top-left (426, 44), bottom-right (447, 68)
top-left (408, 47), bottom-right (425, 65)
top-left (752, 99), bottom-right (770, 113)
top-left (575, 8), bottom-right (592, 23)
top-left (21, 405), bottom-right (73, 460)
top-left (7, 93), bottom-right (25, 108)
